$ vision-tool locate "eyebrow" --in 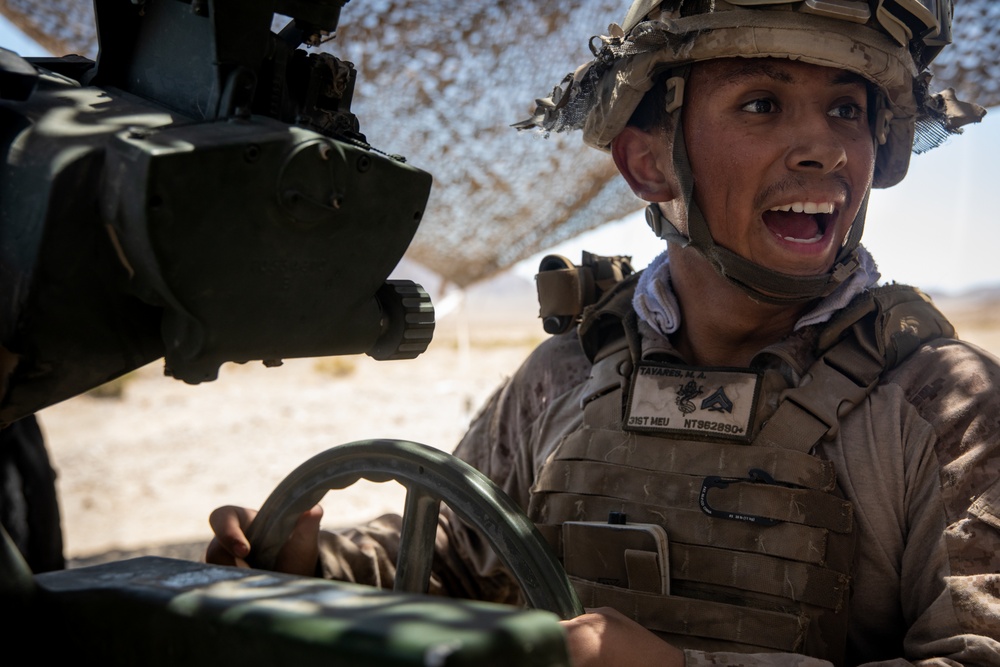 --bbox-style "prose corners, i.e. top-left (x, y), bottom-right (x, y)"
top-left (713, 60), bottom-right (868, 90)
top-left (716, 61), bottom-right (794, 85)
top-left (831, 70), bottom-right (869, 88)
